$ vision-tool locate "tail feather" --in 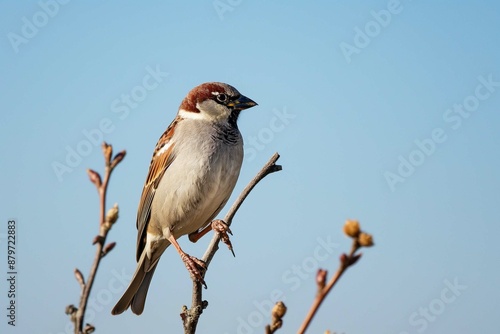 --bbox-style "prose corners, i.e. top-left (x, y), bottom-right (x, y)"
top-left (111, 252), bottom-right (156, 315)
top-left (130, 263), bottom-right (158, 314)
